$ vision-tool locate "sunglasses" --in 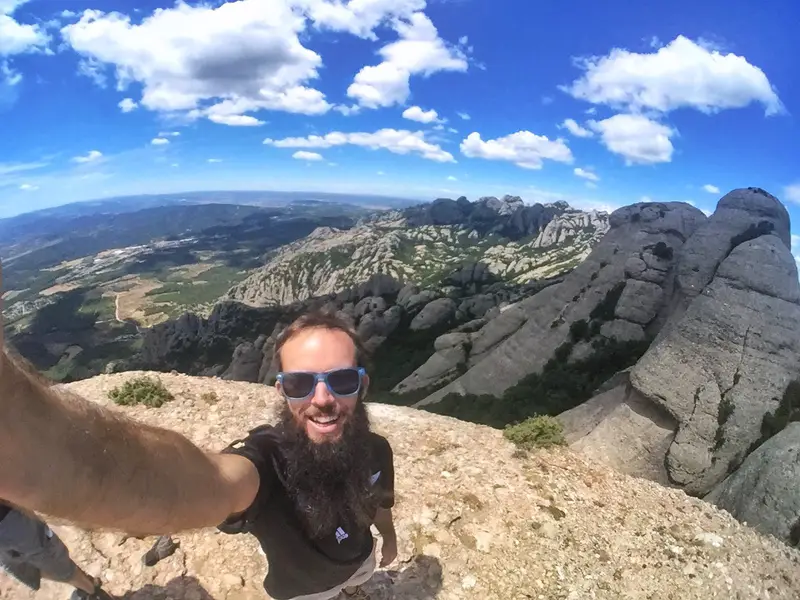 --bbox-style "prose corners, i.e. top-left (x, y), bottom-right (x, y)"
top-left (276, 367), bottom-right (366, 402)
